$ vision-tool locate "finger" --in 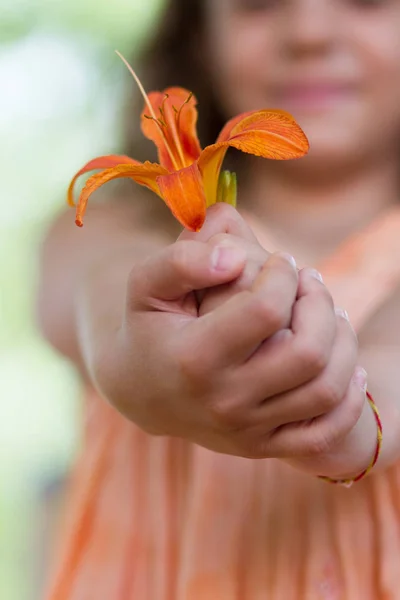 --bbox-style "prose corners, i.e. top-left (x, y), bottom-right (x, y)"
top-left (266, 367), bottom-right (366, 459)
top-left (178, 203), bottom-right (259, 244)
top-left (128, 240), bottom-right (246, 306)
top-left (189, 252), bottom-right (298, 368)
top-left (249, 309), bottom-right (358, 428)
top-left (207, 233), bottom-right (271, 275)
top-left (235, 267), bottom-right (337, 396)
top-left (198, 234), bottom-right (271, 314)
